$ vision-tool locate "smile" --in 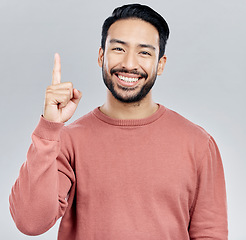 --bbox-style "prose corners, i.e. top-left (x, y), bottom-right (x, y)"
top-left (118, 74), bottom-right (140, 83)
